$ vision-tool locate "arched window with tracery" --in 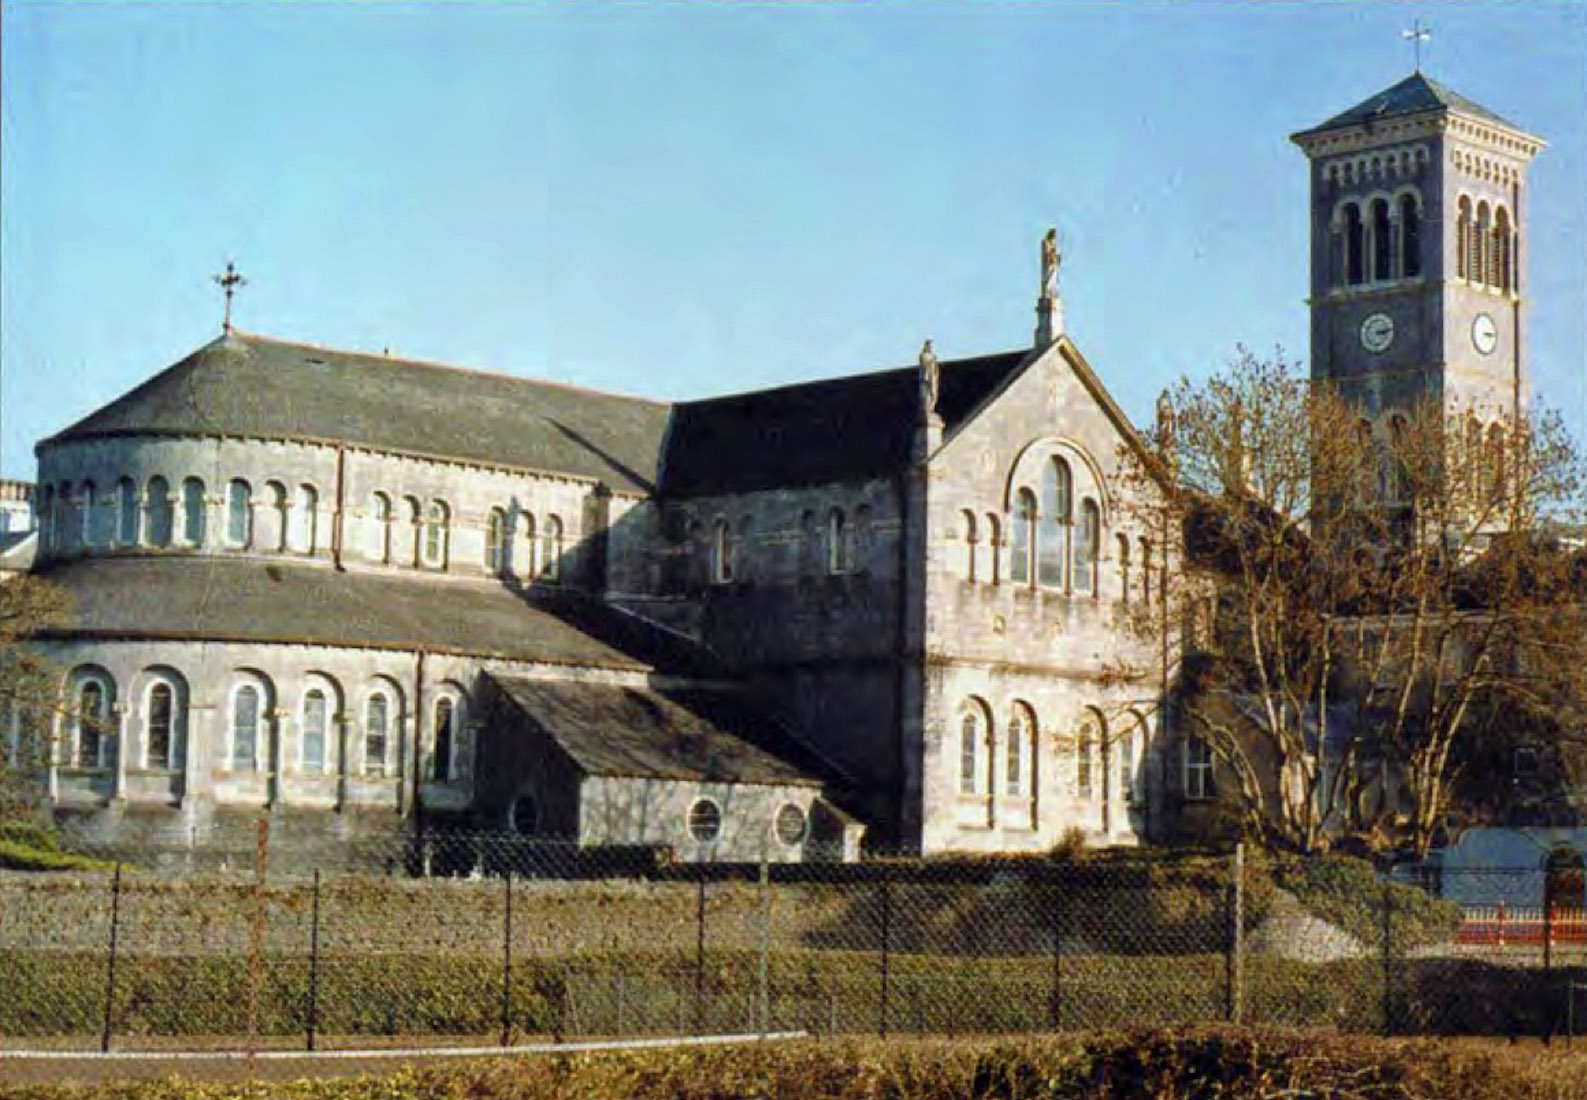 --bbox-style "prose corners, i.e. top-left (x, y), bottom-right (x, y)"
top-left (145, 477), bottom-right (173, 548)
top-left (182, 478), bottom-right (206, 547)
top-left (1039, 458), bottom-right (1072, 589)
top-left (423, 500), bottom-right (449, 568)
top-left (1075, 499), bottom-right (1100, 597)
top-left (146, 681), bottom-right (176, 769)
top-left (486, 507), bottom-right (508, 575)
top-left (540, 514), bottom-right (563, 581)
top-left (227, 479), bottom-right (252, 547)
top-left (70, 674), bottom-right (111, 768)
top-left (1399, 193), bottom-right (1421, 277)
top-left (117, 478), bottom-right (138, 547)
top-left (961, 510), bottom-right (978, 582)
top-left (1011, 489), bottom-right (1036, 586)
top-left (369, 492), bottom-right (393, 563)
top-left (1371, 198), bottom-right (1392, 281)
